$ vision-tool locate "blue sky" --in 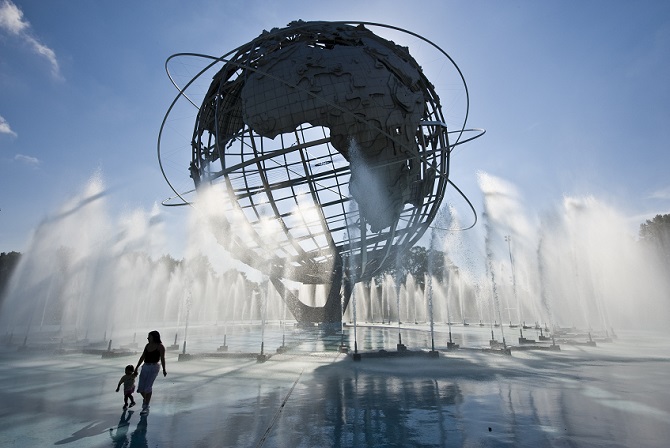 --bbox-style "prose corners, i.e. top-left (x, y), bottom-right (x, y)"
top-left (1, 0), bottom-right (669, 257)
